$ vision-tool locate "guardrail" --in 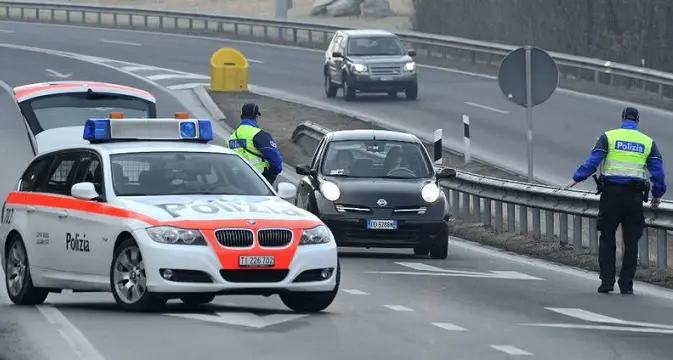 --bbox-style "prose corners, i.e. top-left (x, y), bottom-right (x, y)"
top-left (291, 121), bottom-right (673, 270)
top-left (1, 1), bottom-right (673, 99)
